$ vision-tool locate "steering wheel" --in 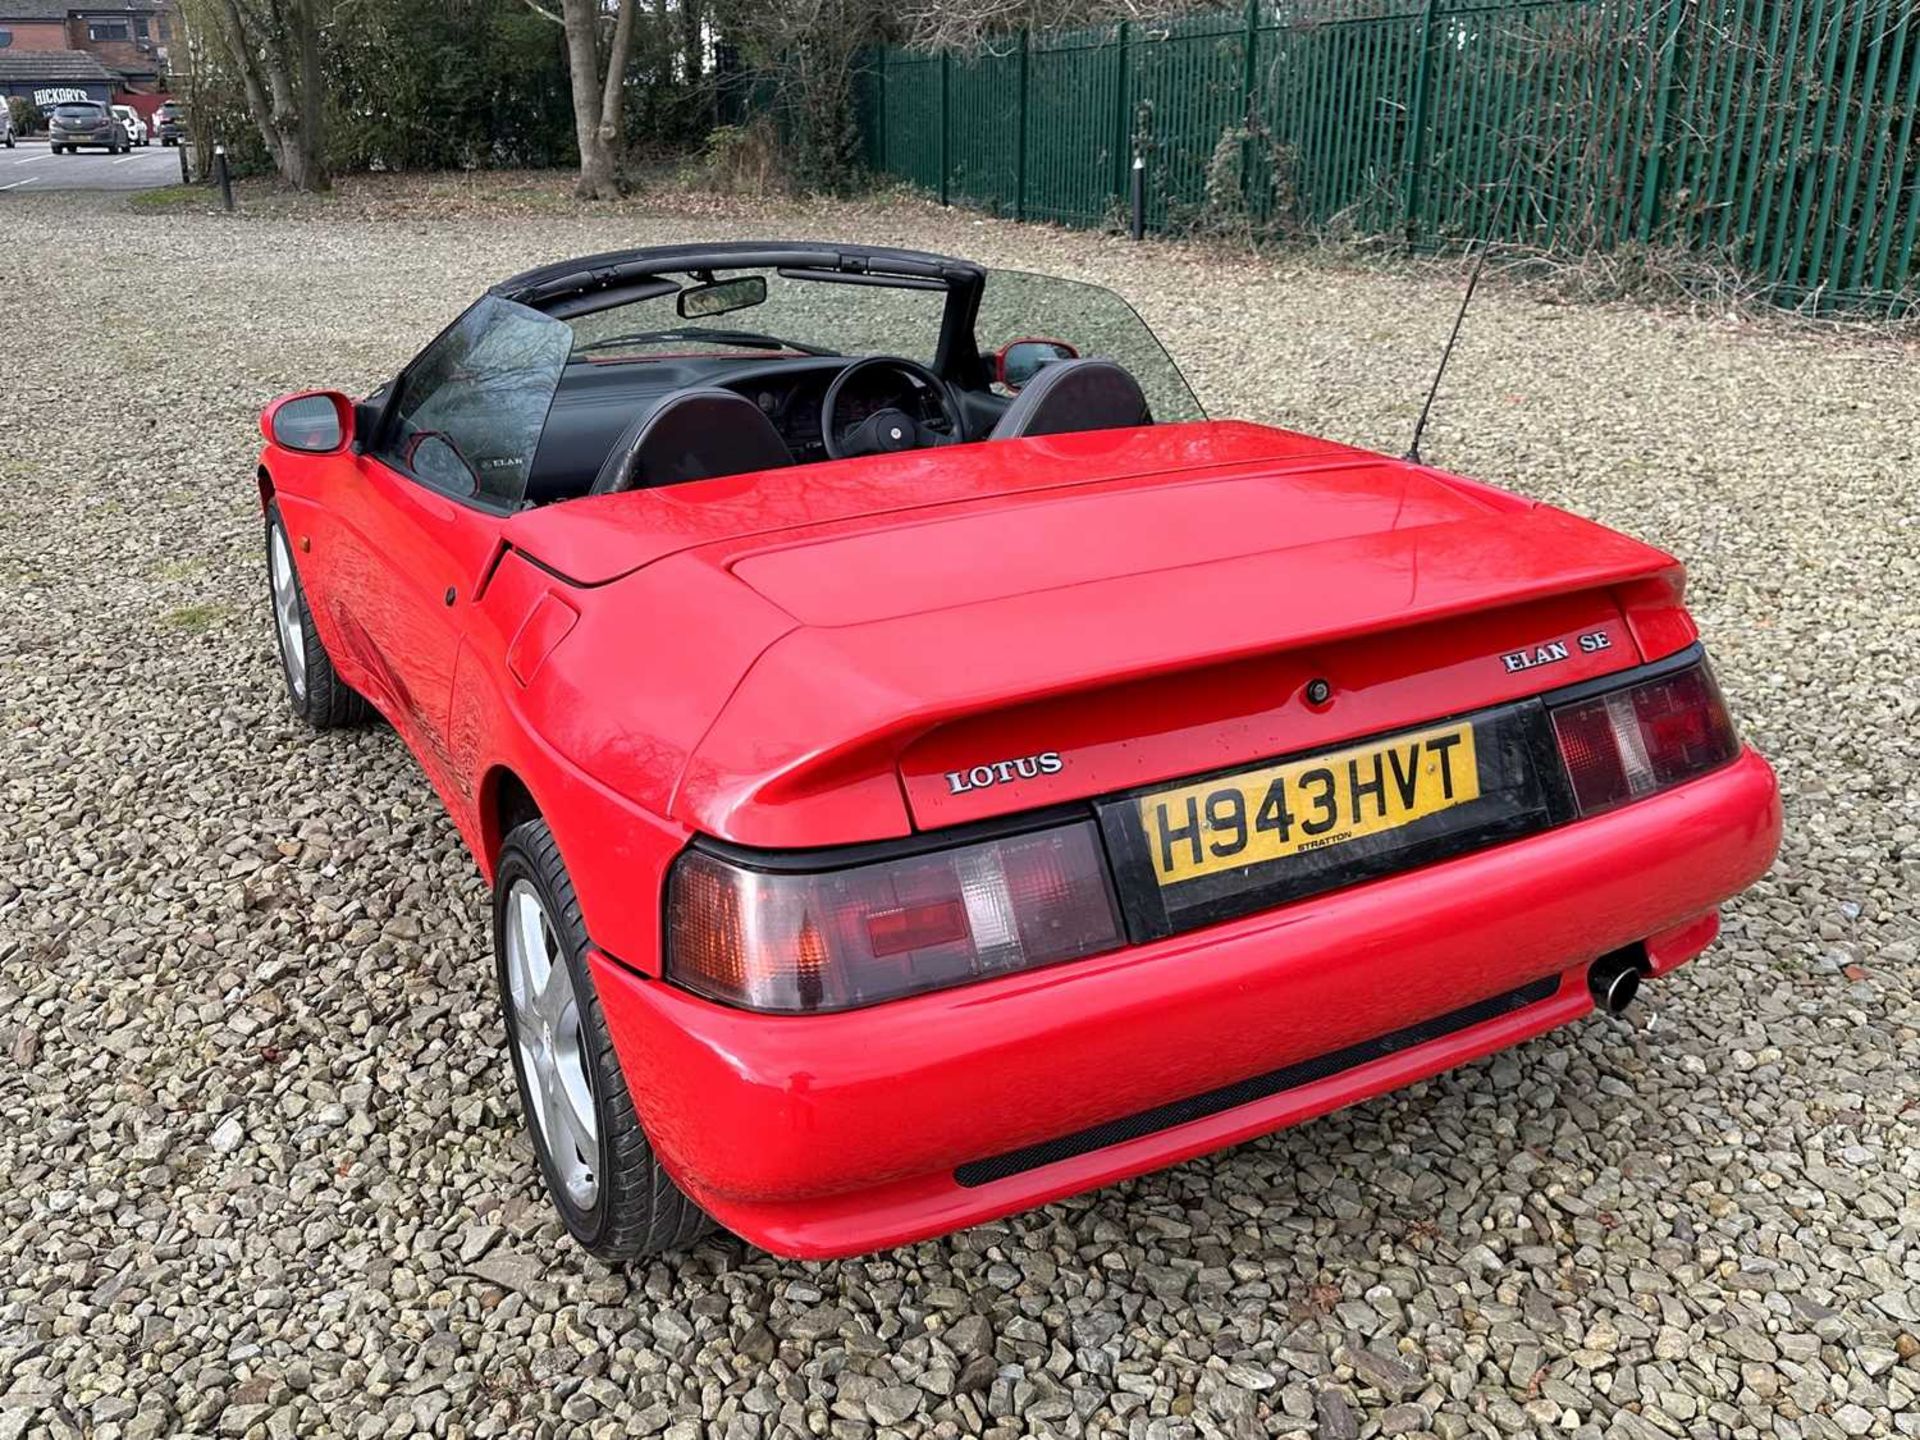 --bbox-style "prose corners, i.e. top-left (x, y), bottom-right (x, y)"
top-left (820, 356), bottom-right (964, 460)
